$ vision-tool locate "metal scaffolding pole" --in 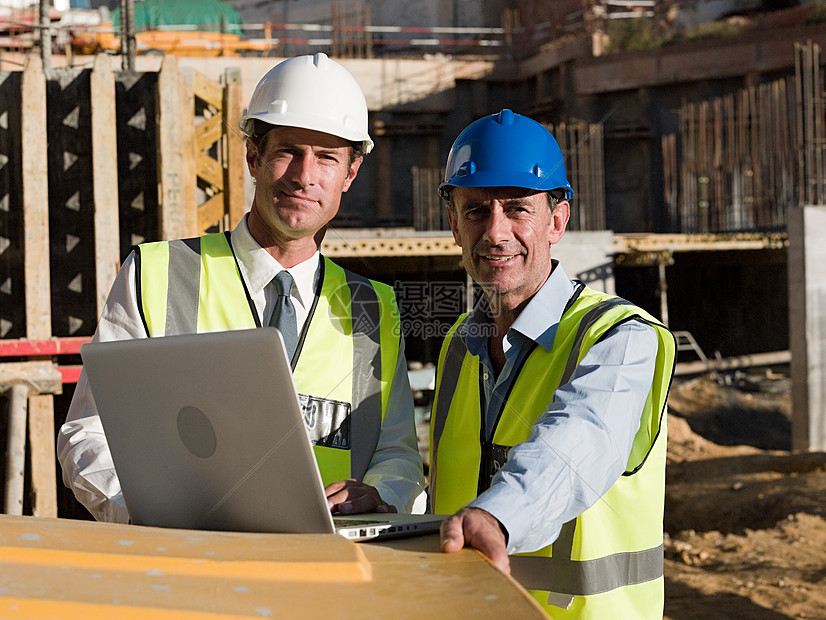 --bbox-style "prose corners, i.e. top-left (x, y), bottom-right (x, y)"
top-left (120, 0), bottom-right (136, 71)
top-left (39, 0), bottom-right (51, 72)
